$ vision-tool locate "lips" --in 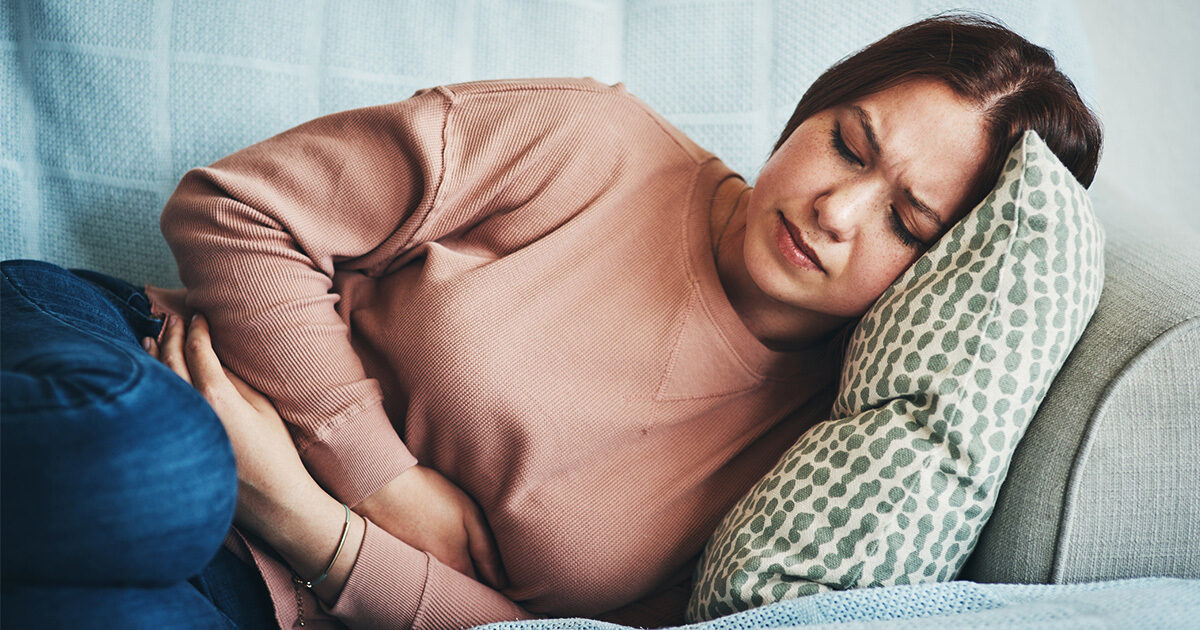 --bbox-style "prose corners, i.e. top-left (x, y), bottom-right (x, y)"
top-left (779, 211), bottom-right (825, 272)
